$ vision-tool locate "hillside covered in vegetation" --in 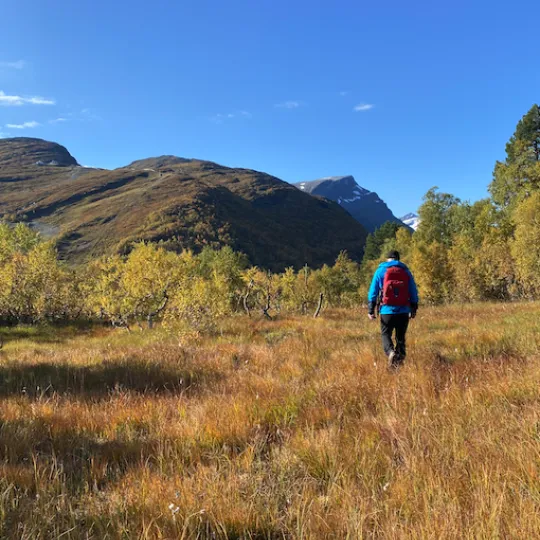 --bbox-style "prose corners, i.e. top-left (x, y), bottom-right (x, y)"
top-left (0, 138), bottom-right (368, 270)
